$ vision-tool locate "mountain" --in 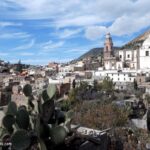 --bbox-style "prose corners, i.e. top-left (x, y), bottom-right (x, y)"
top-left (122, 29), bottom-right (150, 49)
top-left (78, 48), bottom-right (103, 60)
top-left (74, 47), bottom-right (120, 62)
